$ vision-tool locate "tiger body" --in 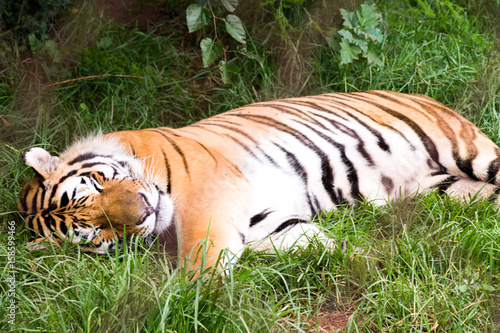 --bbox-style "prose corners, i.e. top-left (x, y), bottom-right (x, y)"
top-left (18, 91), bottom-right (500, 266)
